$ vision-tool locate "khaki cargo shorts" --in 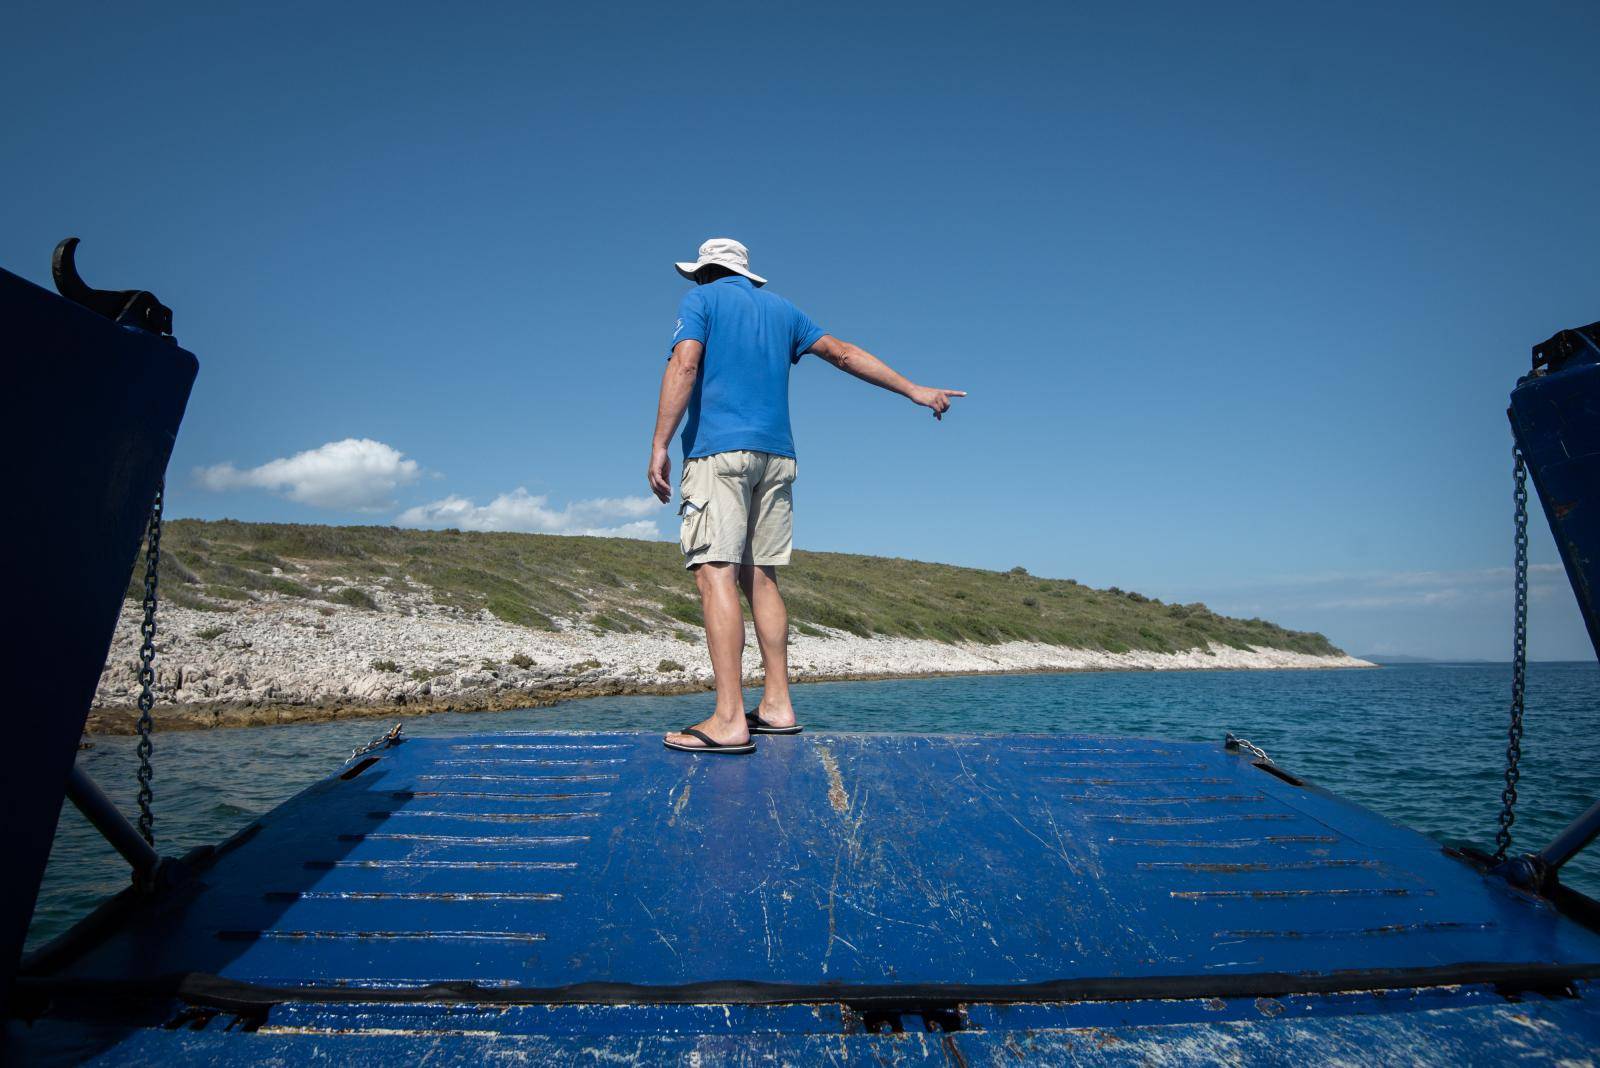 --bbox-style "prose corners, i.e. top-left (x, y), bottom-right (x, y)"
top-left (678, 450), bottom-right (796, 569)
